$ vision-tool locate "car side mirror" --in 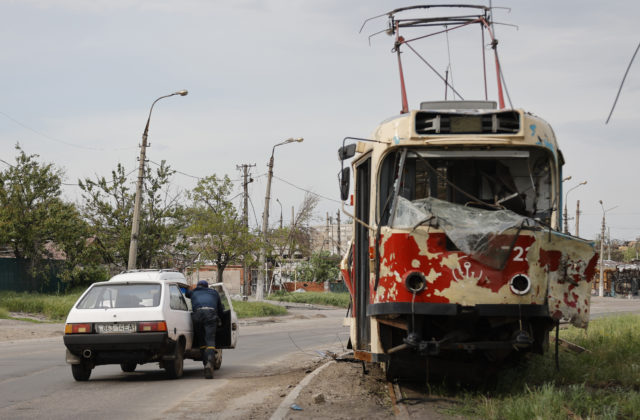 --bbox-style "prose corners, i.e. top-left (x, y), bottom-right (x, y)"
top-left (338, 144), bottom-right (356, 161)
top-left (339, 167), bottom-right (350, 201)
